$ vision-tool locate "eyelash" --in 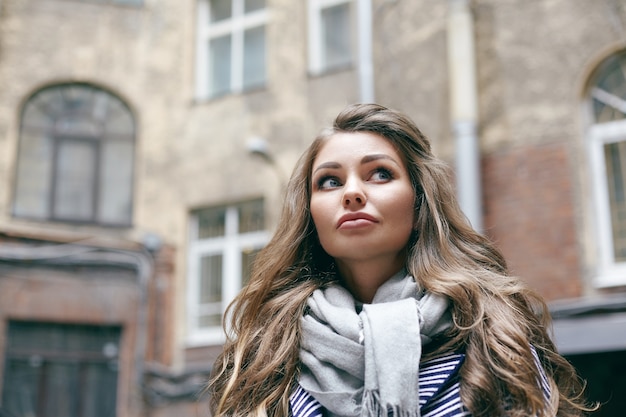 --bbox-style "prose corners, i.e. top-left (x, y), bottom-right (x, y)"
top-left (315, 167), bottom-right (395, 190)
